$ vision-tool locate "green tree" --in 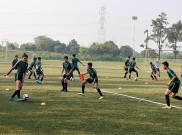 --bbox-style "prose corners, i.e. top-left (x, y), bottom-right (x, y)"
top-left (66, 39), bottom-right (80, 54)
top-left (70, 46), bottom-right (79, 54)
top-left (149, 12), bottom-right (168, 58)
top-left (7, 42), bottom-right (17, 50)
top-left (54, 41), bottom-right (66, 53)
top-left (20, 43), bottom-right (36, 51)
top-left (79, 47), bottom-right (89, 55)
top-left (167, 20), bottom-right (182, 59)
top-left (141, 48), bottom-right (158, 58)
top-left (120, 45), bottom-right (133, 57)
